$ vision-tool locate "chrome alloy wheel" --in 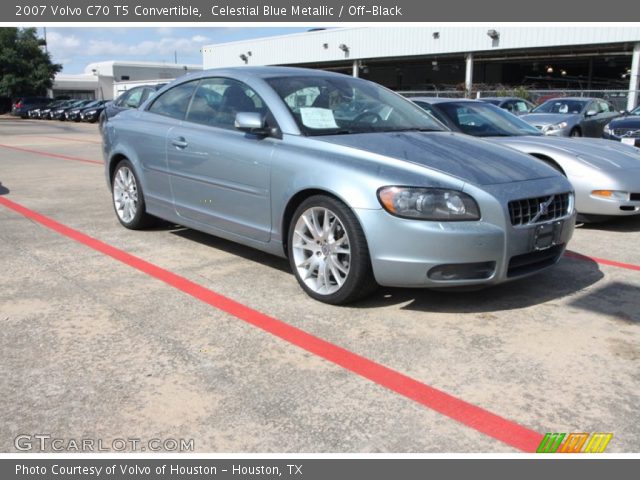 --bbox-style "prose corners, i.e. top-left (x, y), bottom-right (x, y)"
top-left (113, 166), bottom-right (139, 224)
top-left (292, 207), bottom-right (351, 295)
